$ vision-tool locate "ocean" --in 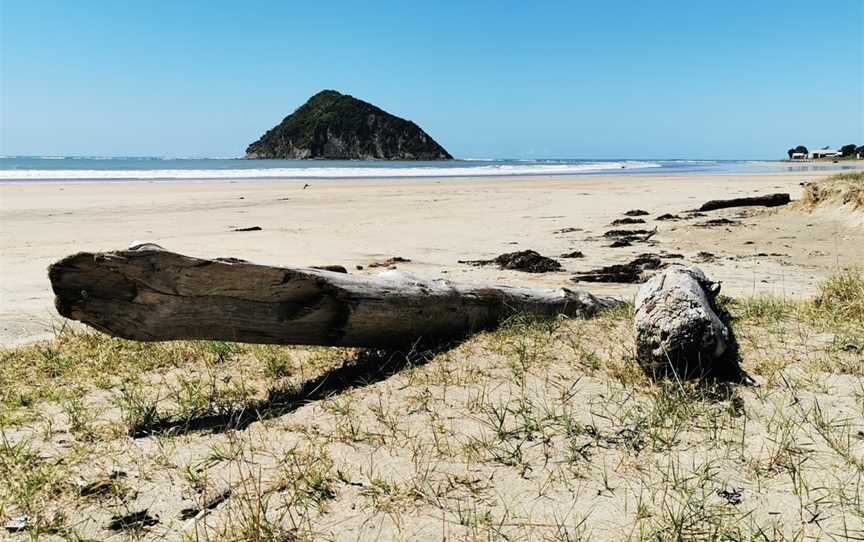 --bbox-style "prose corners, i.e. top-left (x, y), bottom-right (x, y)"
top-left (0, 156), bottom-right (857, 183)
